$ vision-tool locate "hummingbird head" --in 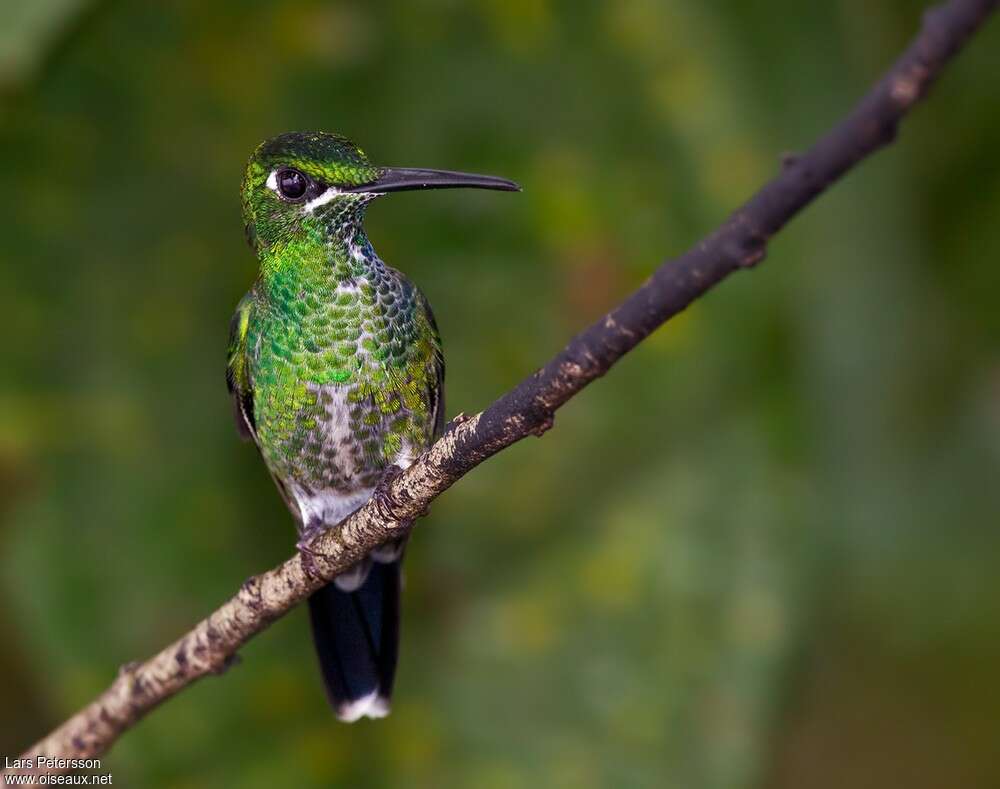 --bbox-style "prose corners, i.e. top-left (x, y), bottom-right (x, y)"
top-left (241, 131), bottom-right (519, 254)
